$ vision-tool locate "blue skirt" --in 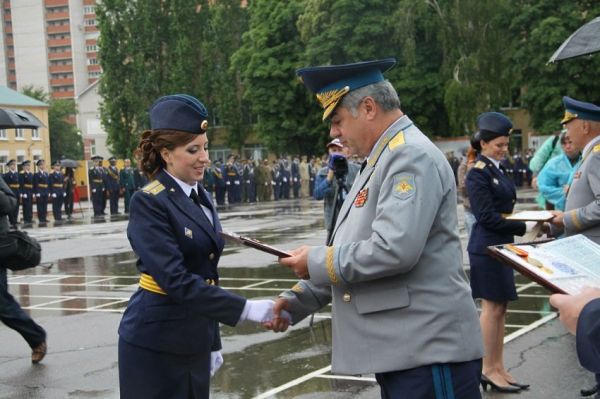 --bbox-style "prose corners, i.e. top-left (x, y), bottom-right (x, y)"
top-left (469, 253), bottom-right (518, 301)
